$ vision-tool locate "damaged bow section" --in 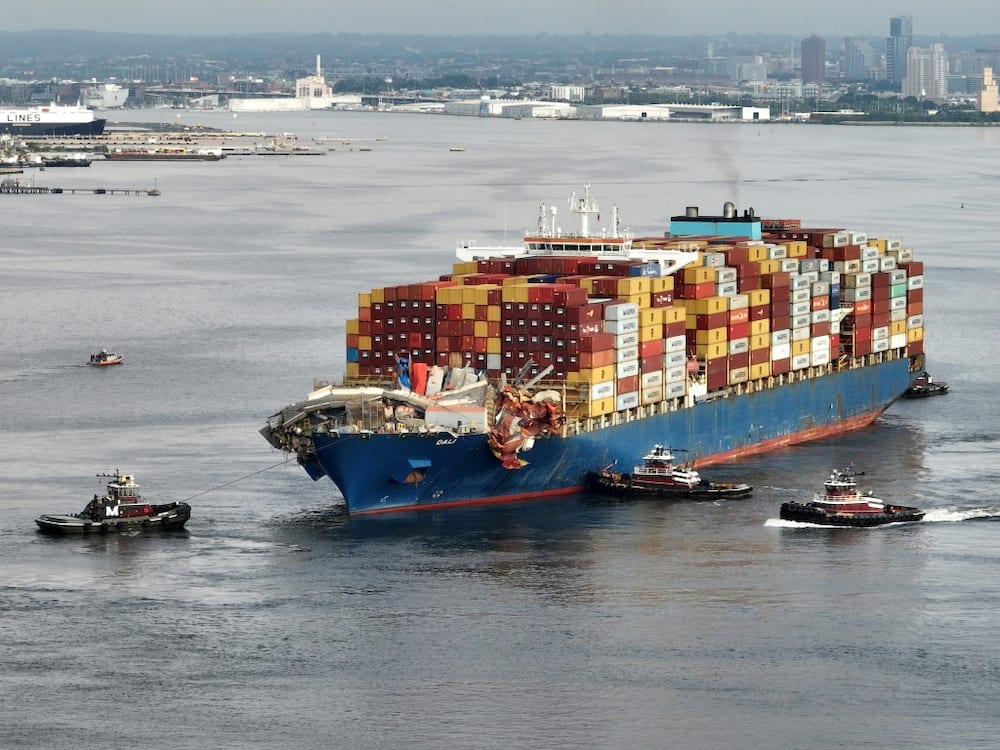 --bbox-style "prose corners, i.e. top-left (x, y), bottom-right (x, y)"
top-left (261, 362), bottom-right (567, 479)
